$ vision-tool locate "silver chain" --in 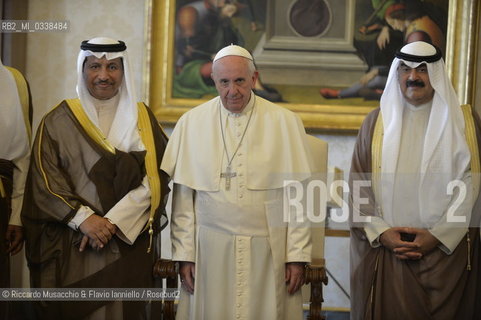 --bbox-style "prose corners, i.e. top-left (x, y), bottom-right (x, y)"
top-left (219, 96), bottom-right (256, 168)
